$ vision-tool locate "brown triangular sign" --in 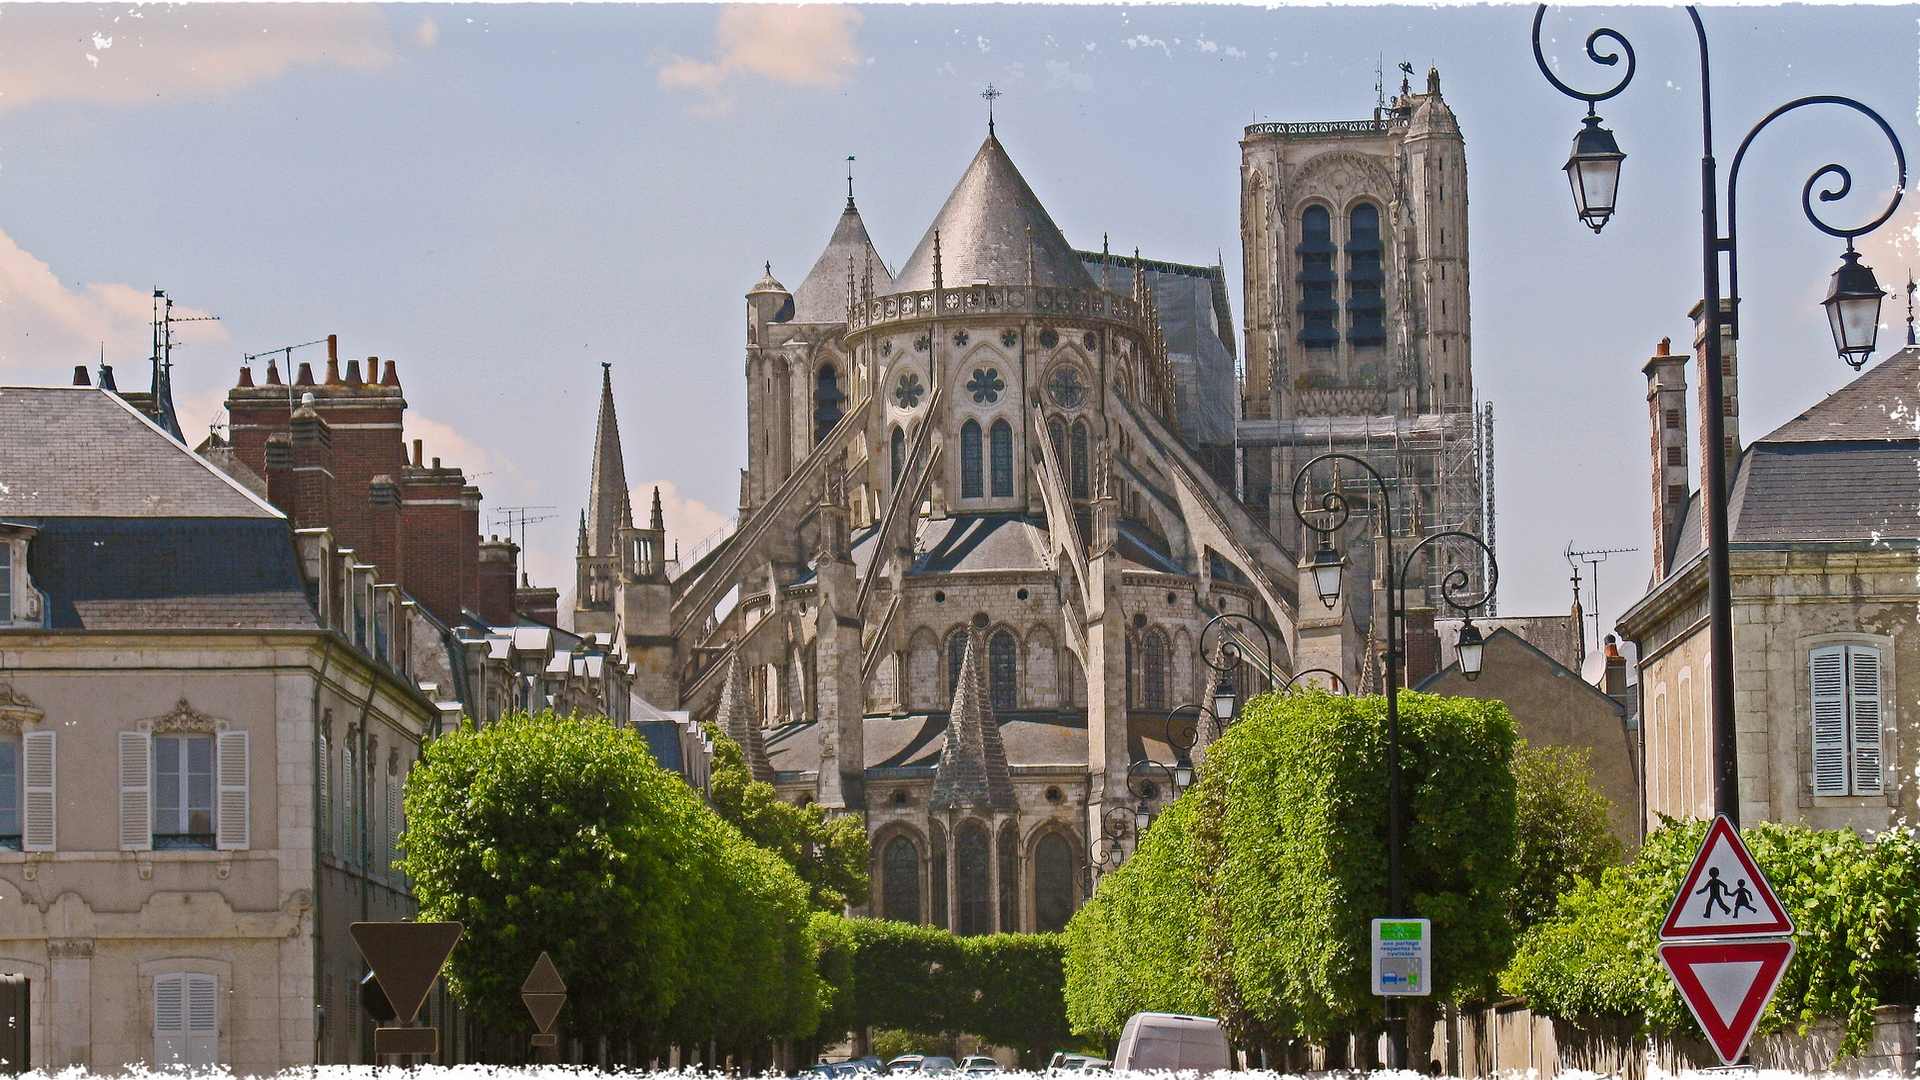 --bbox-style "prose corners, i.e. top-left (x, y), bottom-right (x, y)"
top-left (349, 921), bottom-right (463, 1026)
top-left (521, 951), bottom-right (566, 995)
